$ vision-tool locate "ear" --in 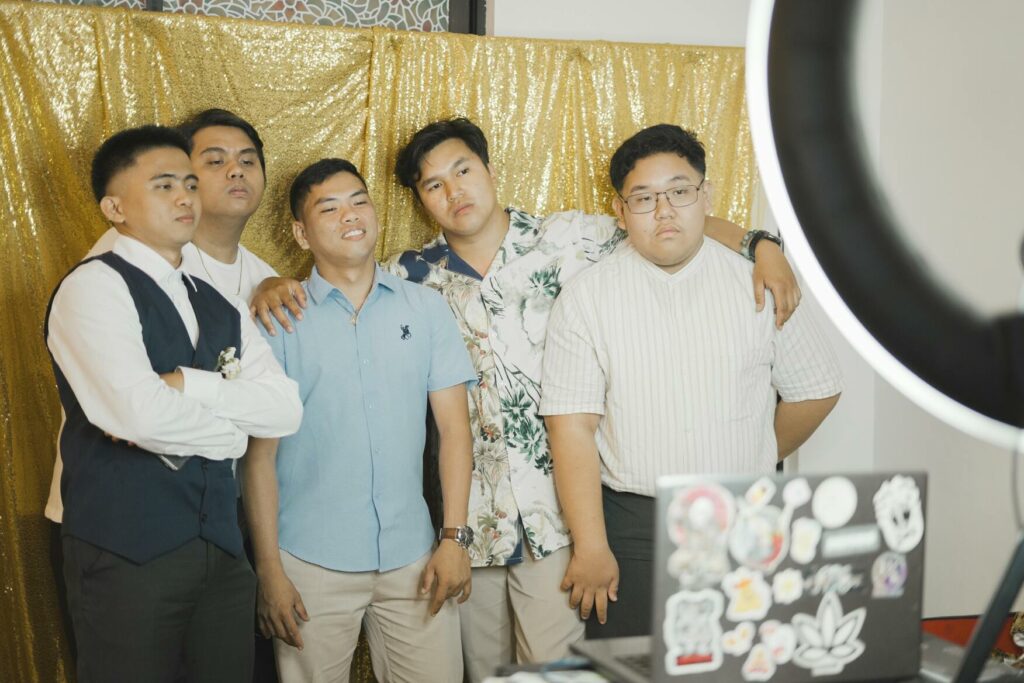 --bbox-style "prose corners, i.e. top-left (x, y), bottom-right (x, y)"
top-left (292, 220), bottom-right (311, 251)
top-left (612, 196), bottom-right (627, 229)
top-left (99, 195), bottom-right (125, 225)
top-left (702, 180), bottom-right (714, 214)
